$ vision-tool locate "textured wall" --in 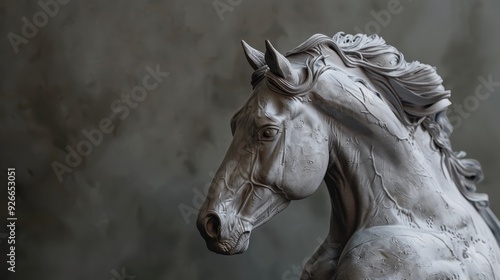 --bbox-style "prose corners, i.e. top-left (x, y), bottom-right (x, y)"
top-left (1, 0), bottom-right (499, 279)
